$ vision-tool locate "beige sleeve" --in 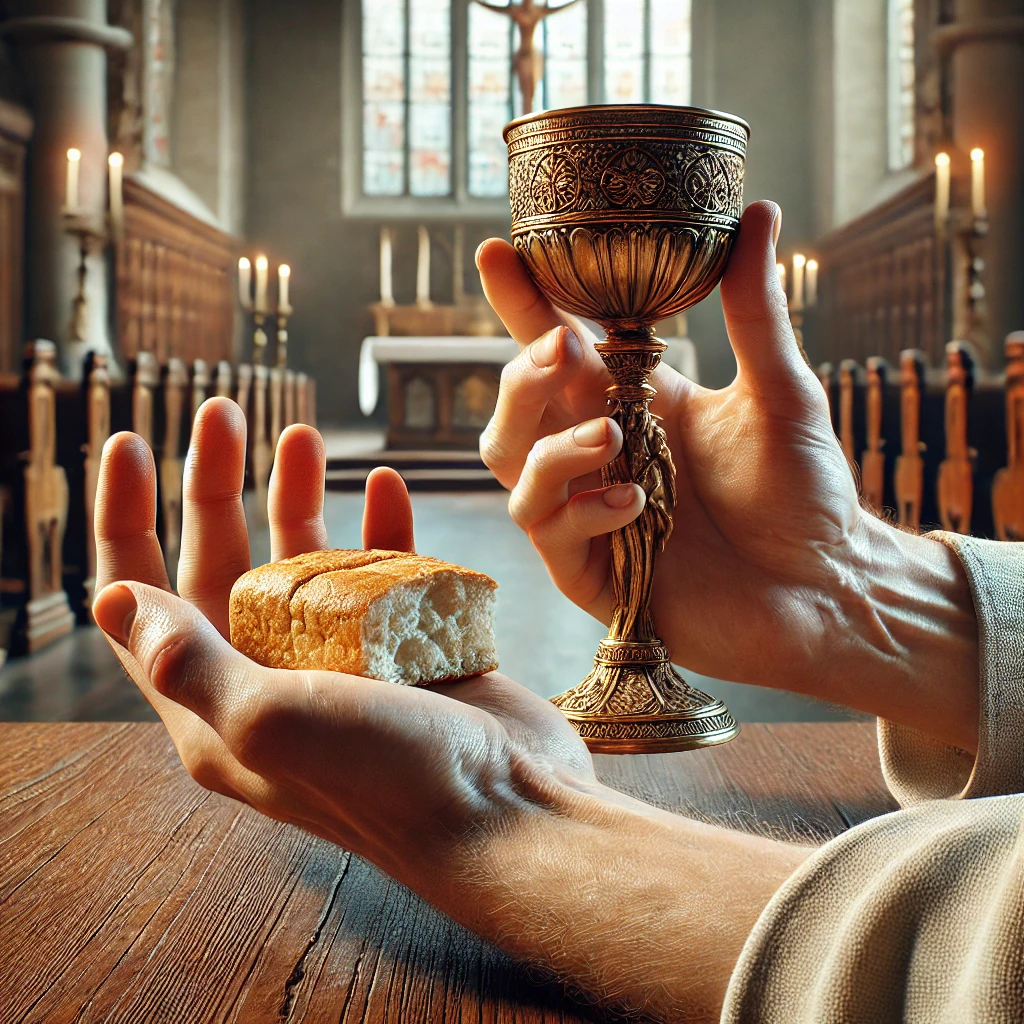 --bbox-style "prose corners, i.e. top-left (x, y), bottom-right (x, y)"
top-left (722, 534), bottom-right (1024, 1021)
top-left (878, 532), bottom-right (1024, 805)
top-left (721, 795), bottom-right (1024, 1023)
